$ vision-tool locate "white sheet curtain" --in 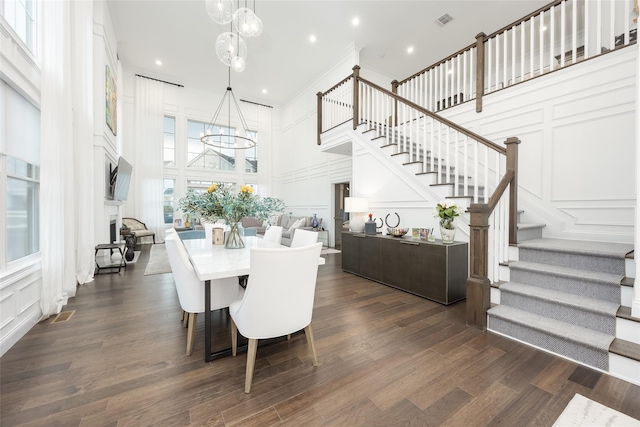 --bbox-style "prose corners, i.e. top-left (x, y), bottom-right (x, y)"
top-left (257, 104), bottom-right (272, 194)
top-left (71, 1), bottom-right (95, 285)
top-left (39, 0), bottom-right (75, 317)
top-left (133, 77), bottom-right (165, 243)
